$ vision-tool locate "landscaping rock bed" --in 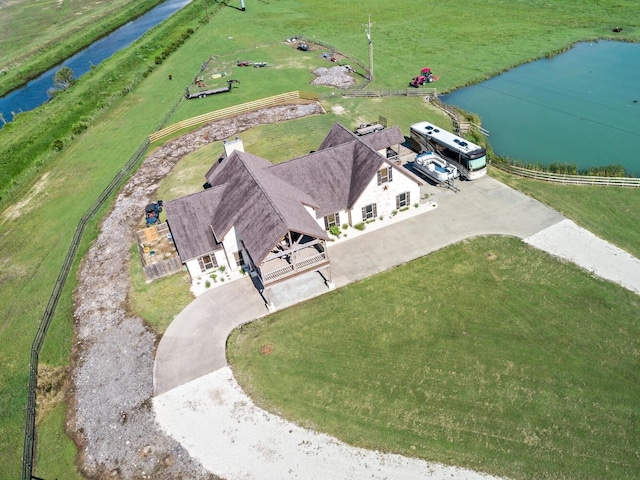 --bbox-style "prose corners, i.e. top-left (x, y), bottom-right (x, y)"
top-left (70, 102), bottom-right (323, 479)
